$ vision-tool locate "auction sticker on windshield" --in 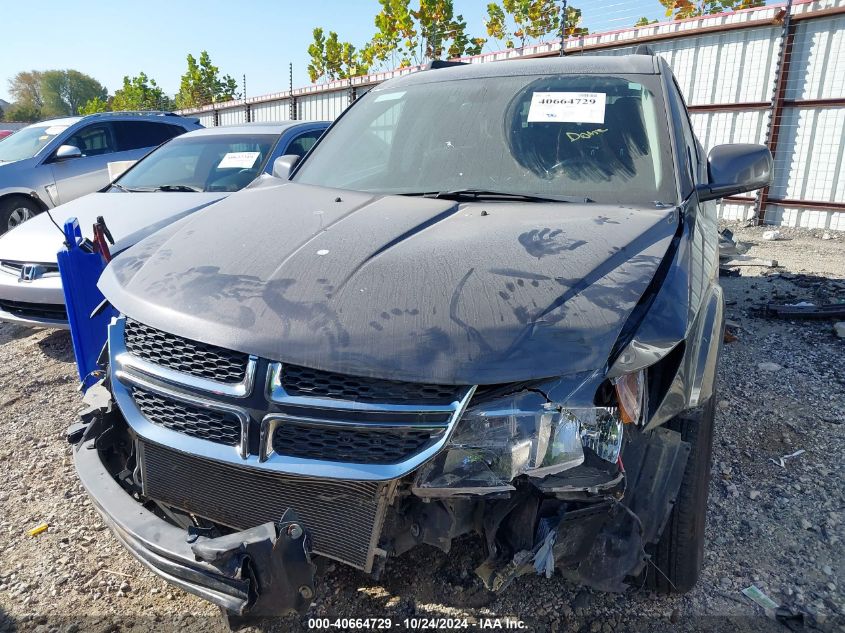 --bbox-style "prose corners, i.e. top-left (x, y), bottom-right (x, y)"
top-left (218, 151), bottom-right (260, 169)
top-left (527, 92), bottom-right (606, 123)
